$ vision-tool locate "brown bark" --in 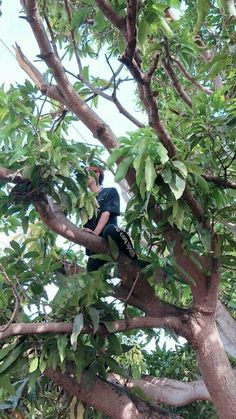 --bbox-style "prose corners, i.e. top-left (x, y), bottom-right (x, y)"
top-left (196, 320), bottom-right (236, 419)
top-left (44, 368), bottom-right (182, 418)
top-left (0, 316), bottom-right (183, 341)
